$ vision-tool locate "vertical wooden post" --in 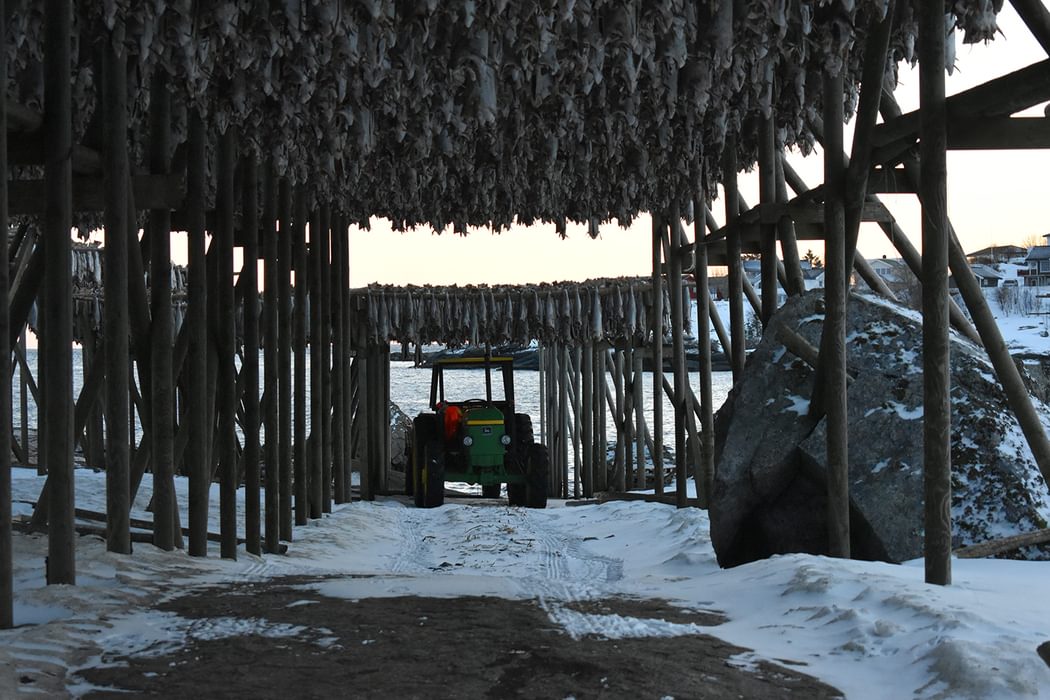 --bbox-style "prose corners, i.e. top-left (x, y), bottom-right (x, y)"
top-left (341, 226), bottom-right (353, 503)
top-left (632, 348), bottom-right (644, 489)
top-left (594, 347), bottom-right (608, 493)
top-left (581, 341), bottom-right (594, 497)
top-left (380, 344), bottom-right (391, 493)
top-left (241, 156), bottom-right (261, 556)
top-left (319, 205), bottom-right (332, 512)
top-left (102, 24), bottom-right (131, 556)
top-left (81, 337), bottom-right (103, 468)
top-left (919, 0), bottom-right (952, 586)
top-left (44, 0), bottom-right (75, 584)
top-left (723, 138), bottom-right (746, 381)
top-left (358, 350), bottom-right (372, 500)
top-left (263, 164), bottom-right (280, 551)
top-left (759, 113), bottom-right (778, 325)
top-left (0, 0), bottom-right (11, 628)
top-left (217, 128), bottom-right (238, 560)
top-left (612, 349), bottom-right (626, 491)
top-left (278, 179), bottom-right (293, 537)
top-left (823, 71), bottom-right (851, 560)
top-left (309, 208), bottom-right (323, 517)
top-left (668, 216), bottom-right (689, 508)
top-left (331, 214), bottom-right (346, 505)
top-left (571, 344), bottom-right (582, 498)
top-left (149, 75), bottom-right (176, 552)
top-left (293, 189), bottom-right (309, 525)
top-left (694, 200), bottom-right (714, 508)
top-left (19, 331), bottom-right (29, 465)
top-left (186, 112), bottom-right (209, 557)
top-left (651, 216), bottom-right (664, 494)
top-left (538, 346), bottom-right (546, 446)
